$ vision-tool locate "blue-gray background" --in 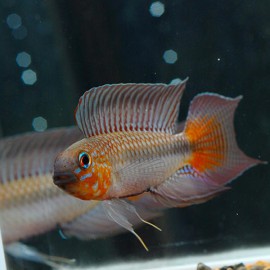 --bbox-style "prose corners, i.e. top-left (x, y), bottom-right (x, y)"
top-left (1, 1), bottom-right (269, 269)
